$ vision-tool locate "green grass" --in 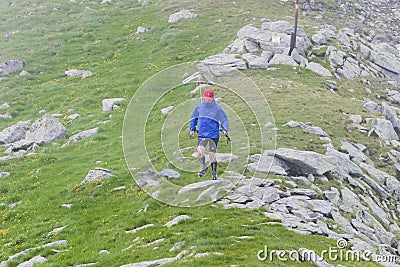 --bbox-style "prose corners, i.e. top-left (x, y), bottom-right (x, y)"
top-left (0, 0), bottom-right (391, 266)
